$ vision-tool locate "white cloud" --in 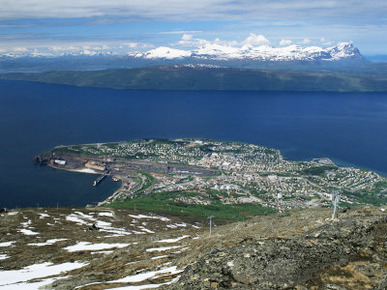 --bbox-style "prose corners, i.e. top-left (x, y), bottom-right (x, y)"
top-left (1, 1), bottom-right (386, 56)
top-left (213, 38), bottom-right (239, 47)
top-left (301, 38), bottom-right (311, 44)
top-left (122, 43), bottom-right (138, 48)
top-left (13, 47), bottom-right (28, 52)
top-left (160, 31), bottom-right (203, 35)
top-left (279, 39), bottom-right (292, 46)
top-left (242, 34), bottom-right (270, 46)
top-left (49, 46), bottom-right (78, 52)
top-left (177, 34), bottom-right (208, 47)
top-left (2, 0), bottom-right (385, 22)
top-left (320, 37), bottom-right (334, 46)
top-left (182, 34), bottom-right (193, 41)
top-left (175, 34), bottom-right (238, 48)
top-left (0, 0), bottom-right (227, 21)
